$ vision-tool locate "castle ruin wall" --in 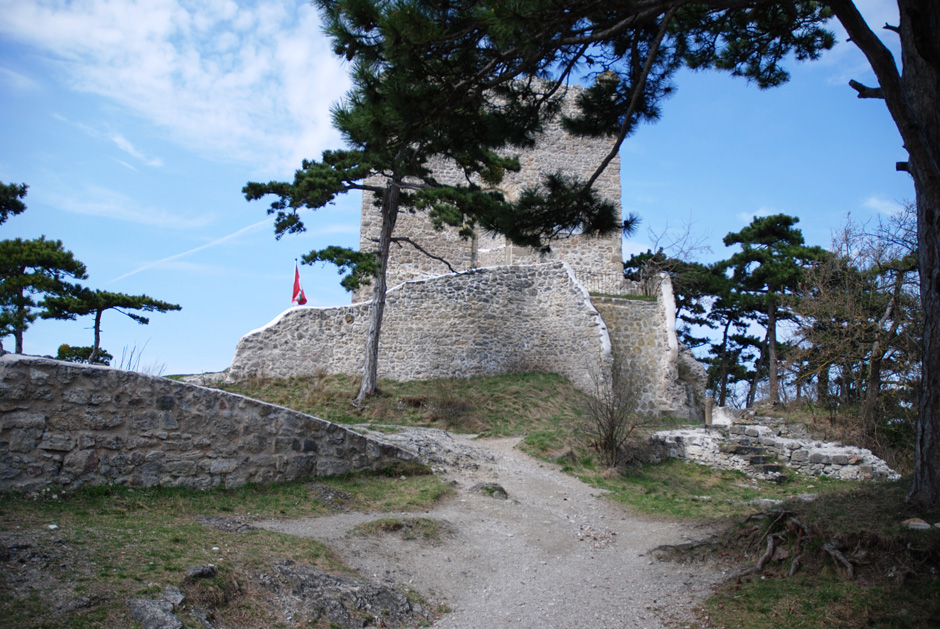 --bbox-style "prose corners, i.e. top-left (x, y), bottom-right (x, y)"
top-left (228, 262), bottom-right (613, 392)
top-left (227, 262), bottom-right (696, 417)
